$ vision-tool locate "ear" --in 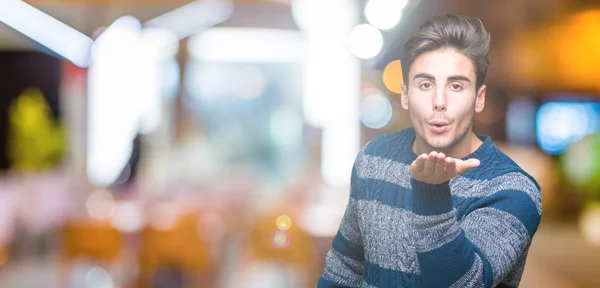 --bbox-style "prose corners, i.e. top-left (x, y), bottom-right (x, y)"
top-left (401, 82), bottom-right (409, 110)
top-left (474, 84), bottom-right (486, 113)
